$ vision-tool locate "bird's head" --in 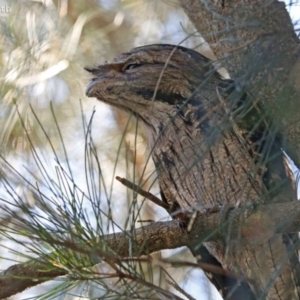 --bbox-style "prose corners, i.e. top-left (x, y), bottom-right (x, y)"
top-left (85, 44), bottom-right (223, 123)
